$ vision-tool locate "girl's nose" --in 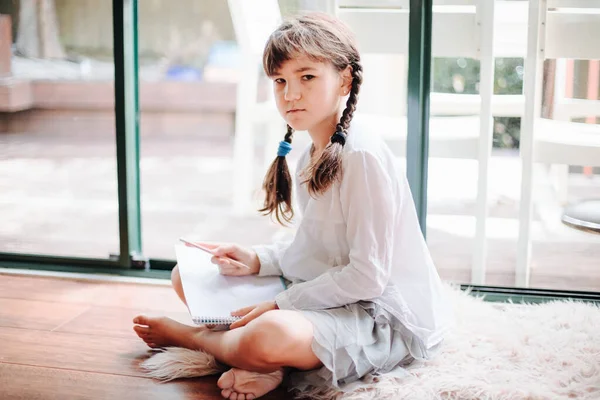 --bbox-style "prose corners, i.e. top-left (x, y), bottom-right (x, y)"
top-left (284, 83), bottom-right (301, 101)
